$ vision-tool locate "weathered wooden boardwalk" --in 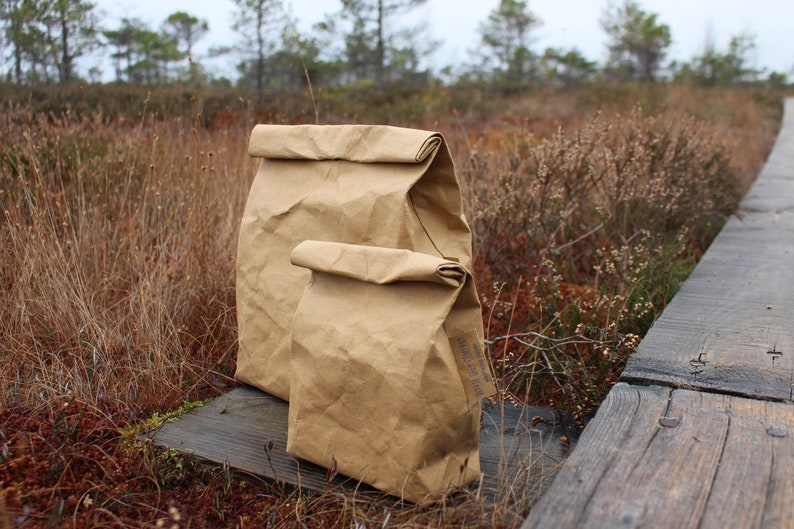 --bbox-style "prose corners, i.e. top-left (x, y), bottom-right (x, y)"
top-left (522, 99), bottom-right (794, 528)
top-left (149, 384), bottom-right (580, 503)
